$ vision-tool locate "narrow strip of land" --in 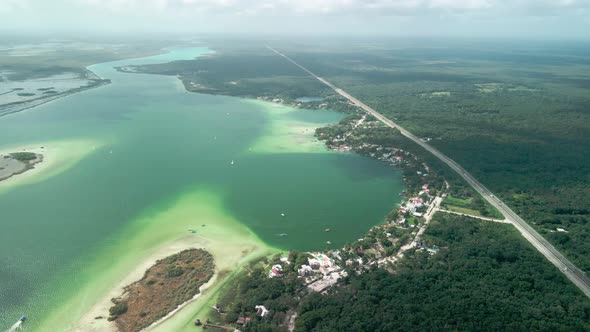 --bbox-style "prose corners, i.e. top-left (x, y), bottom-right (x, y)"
top-left (267, 45), bottom-right (590, 298)
top-left (0, 71), bottom-right (110, 118)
